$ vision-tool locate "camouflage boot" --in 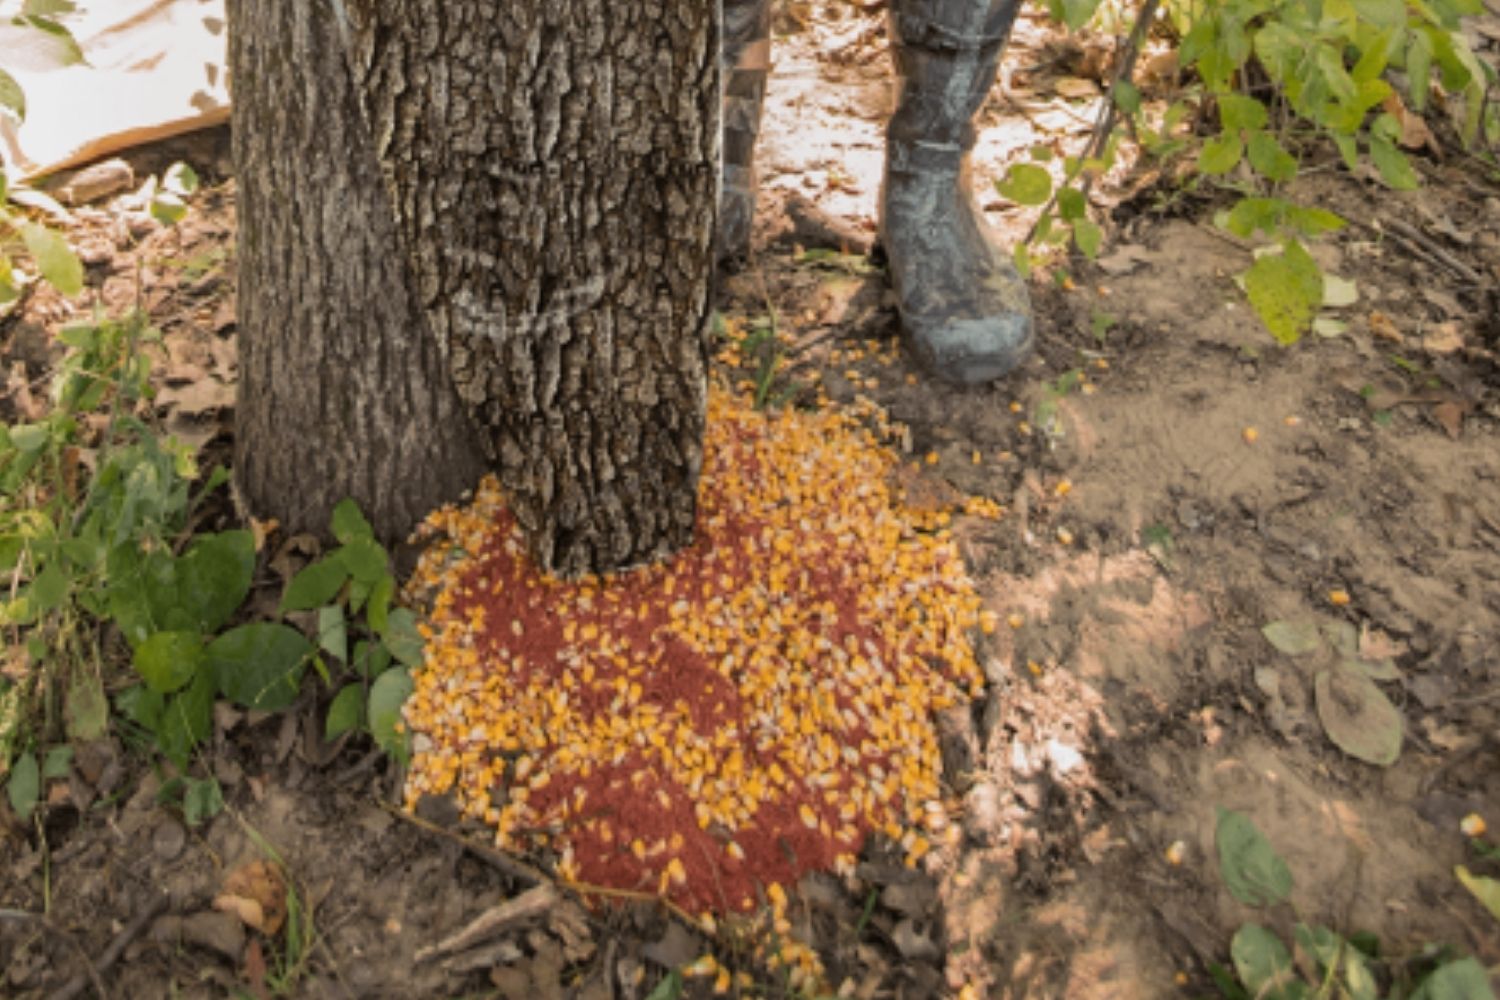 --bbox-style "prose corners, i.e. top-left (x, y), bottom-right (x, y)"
top-left (883, 0), bottom-right (1033, 384)
top-left (719, 0), bottom-right (773, 265)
